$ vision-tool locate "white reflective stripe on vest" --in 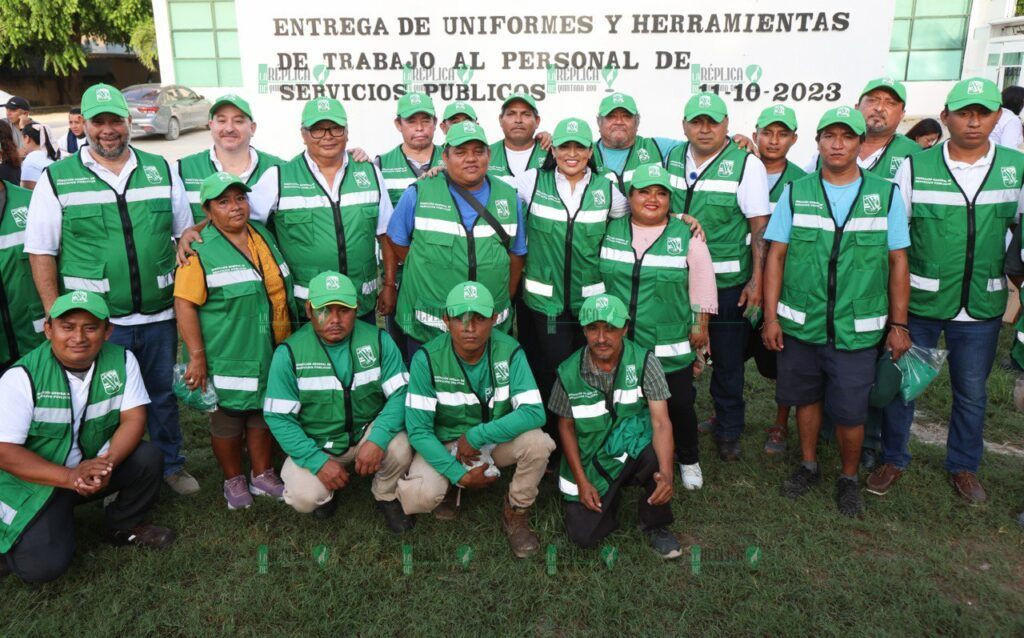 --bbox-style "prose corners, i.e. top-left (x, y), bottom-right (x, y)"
top-left (612, 387), bottom-right (642, 405)
top-left (206, 269), bottom-right (261, 288)
top-left (294, 285), bottom-right (309, 299)
top-left (213, 375), bottom-right (259, 391)
top-left (570, 400), bottom-right (608, 419)
top-left (694, 179), bottom-right (739, 194)
top-left (614, 452), bottom-right (629, 463)
top-left (844, 217), bottom-right (888, 232)
top-left (263, 397), bottom-right (300, 414)
top-left (792, 213), bottom-right (836, 232)
top-left (406, 393), bottom-right (437, 411)
top-left (61, 190), bottom-right (117, 206)
top-left (0, 501), bottom-right (17, 525)
top-left (362, 279), bottom-right (379, 295)
top-left (745, 232), bottom-right (752, 246)
top-left (493, 384), bottom-right (510, 402)
top-left (511, 389), bottom-right (542, 408)
top-left (975, 189), bottom-right (1019, 206)
top-left (576, 209), bottom-right (609, 224)
top-left (384, 177), bottom-right (415, 191)
top-left (669, 174), bottom-right (687, 190)
top-left (712, 260), bottom-right (741, 274)
top-left (436, 391), bottom-right (480, 406)
top-left (910, 190), bottom-right (963, 206)
top-left (63, 276), bottom-right (110, 293)
top-left (529, 202), bottom-right (566, 223)
top-left (339, 191), bottom-right (380, 208)
top-left (125, 185), bottom-right (171, 203)
top-left (32, 318), bottom-right (44, 333)
top-left (559, 475), bottom-right (579, 496)
top-left (278, 195), bottom-right (331, 211)
top-left (987, 277), bottom-right (1006, 292)
top-left (622, 169), bottom-right (634, 183)
top-left (599, 246), bottom-right (635, 264)
top-left (524, 278), bottom-right (553, 297)
top-left (494, 306), bottom-right (511, 325)
top-left (186, 190), bottom-right (201, 204)
top-left (0, 230), bottom-right (25, 250)
top-left (84, 395), bottom-right (123, 420)
top-left (854, 315), bottom-right (888, 332)
top-left (655, 341), bottom-right (692, 358)
top-left (279, 262), bottom-right (290, 277)
top-left (296, 376), bottom-right (342, 391)
top-left (32, 407), bottom-right (72, 423)
top-left (352, 367), bottom-right (381, 389)
top-left (909, 273), bottom-right (940, 292)
top-left (1018, 330), bottom-right (1024, 344)
top-left (381, 372), bottom-right (409, 397)
top-left (157, 272), bottom-right (175, 289)
top-left (777, 301), bottom-right (806, 325)
top-left (643, 255), bottom-right (687, 269)
top-left (581, 282), bottom-right (605, 297)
